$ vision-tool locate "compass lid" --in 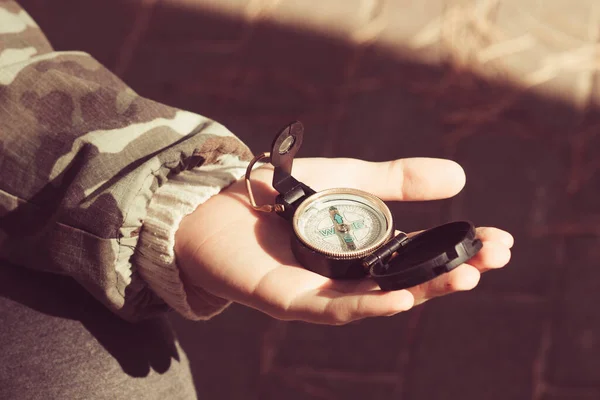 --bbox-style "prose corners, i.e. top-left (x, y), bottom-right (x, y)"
top-left (369, 221), bottom-right (482, 291)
